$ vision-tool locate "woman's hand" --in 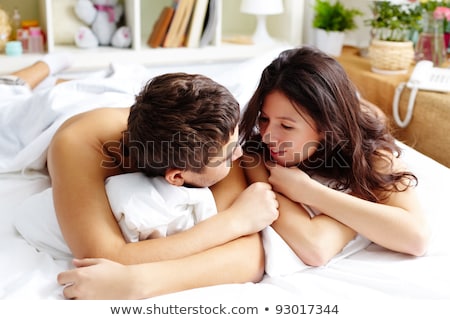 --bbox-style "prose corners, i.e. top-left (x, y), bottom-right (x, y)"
top-left (243, 154), bottom-right (356, 266)
top-left (266, 163), bottom-right (317, 204)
